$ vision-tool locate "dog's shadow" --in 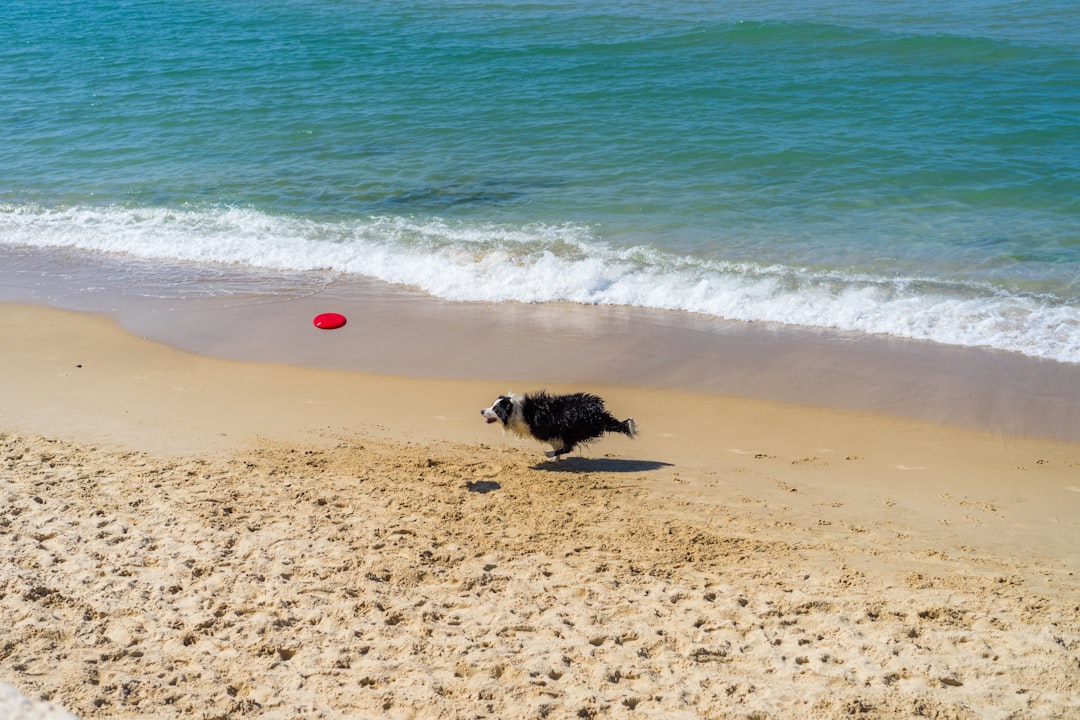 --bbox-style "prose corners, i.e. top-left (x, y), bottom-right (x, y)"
top-left (532, 457), bottom-right (673, 473)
